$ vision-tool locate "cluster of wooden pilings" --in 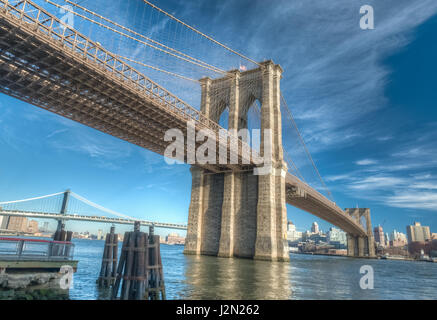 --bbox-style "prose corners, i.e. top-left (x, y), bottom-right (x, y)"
top-left (52, 223), bottom-right (73, 257)
top-left (97, 226), bottom-right (118, 287)
top-left (96, 222), bottom-right (165, 300)
top-left (111, 223), bottom-right (166, 300)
